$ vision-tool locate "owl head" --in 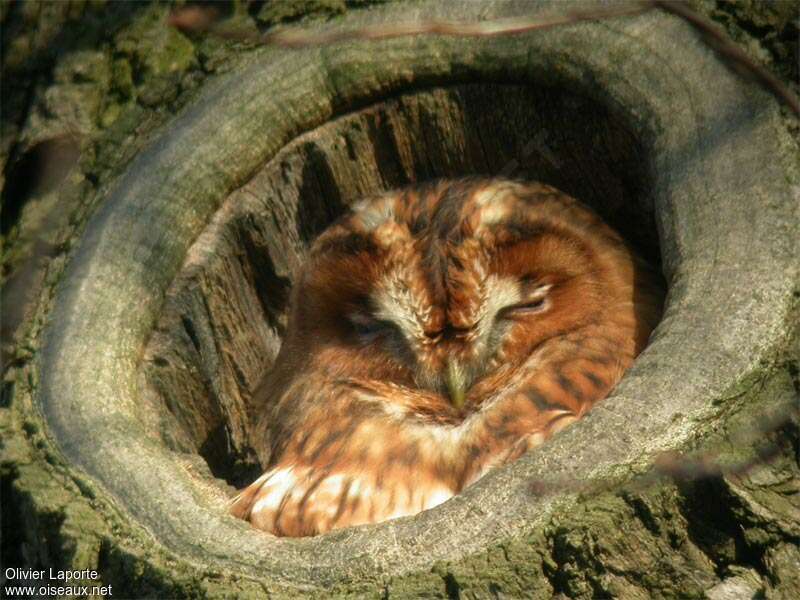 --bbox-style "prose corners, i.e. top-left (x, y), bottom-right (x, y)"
top-left (271, 178), bottom-right (657, 414)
